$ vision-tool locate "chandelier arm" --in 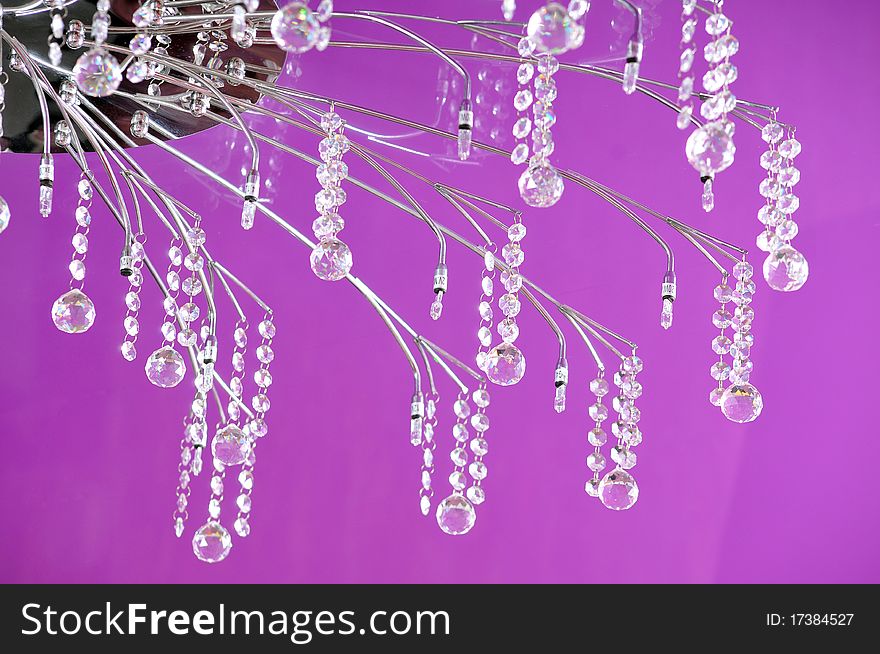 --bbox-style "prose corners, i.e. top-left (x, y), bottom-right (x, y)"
top-left (53, 139), bottom-right (249, 422)
top-left (559, 308), bottom-right (605, 371)
top-left (561, 307), bottom-right (624, 362)
top-left (139, 132), bottom-right (436, 396)
top-left (89, 41), bottom-right (262, 177)
top-left (211, 261), bottom-right (273, 316)
top-left (71, 110), bottom-right (223, 340)
top-left (520, 285), bottom-right (567, 362)
top-left (414, 340), bottom-right (438, 397)
top-left (435, 186), bottom-right (494, 246)
top-left (125, 92), bottom-right (627, 369)
top-left (560, 306), bottom-right (632, 357)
